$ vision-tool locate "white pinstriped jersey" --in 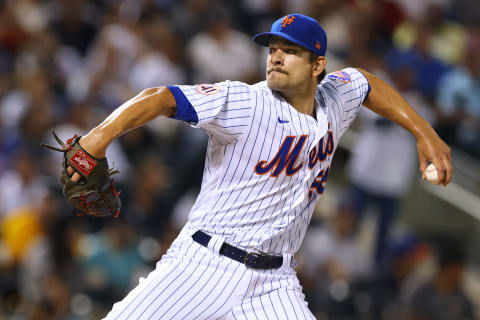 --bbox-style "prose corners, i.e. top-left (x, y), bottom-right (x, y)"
top-left (170, 67), bottom-right (370, 255)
